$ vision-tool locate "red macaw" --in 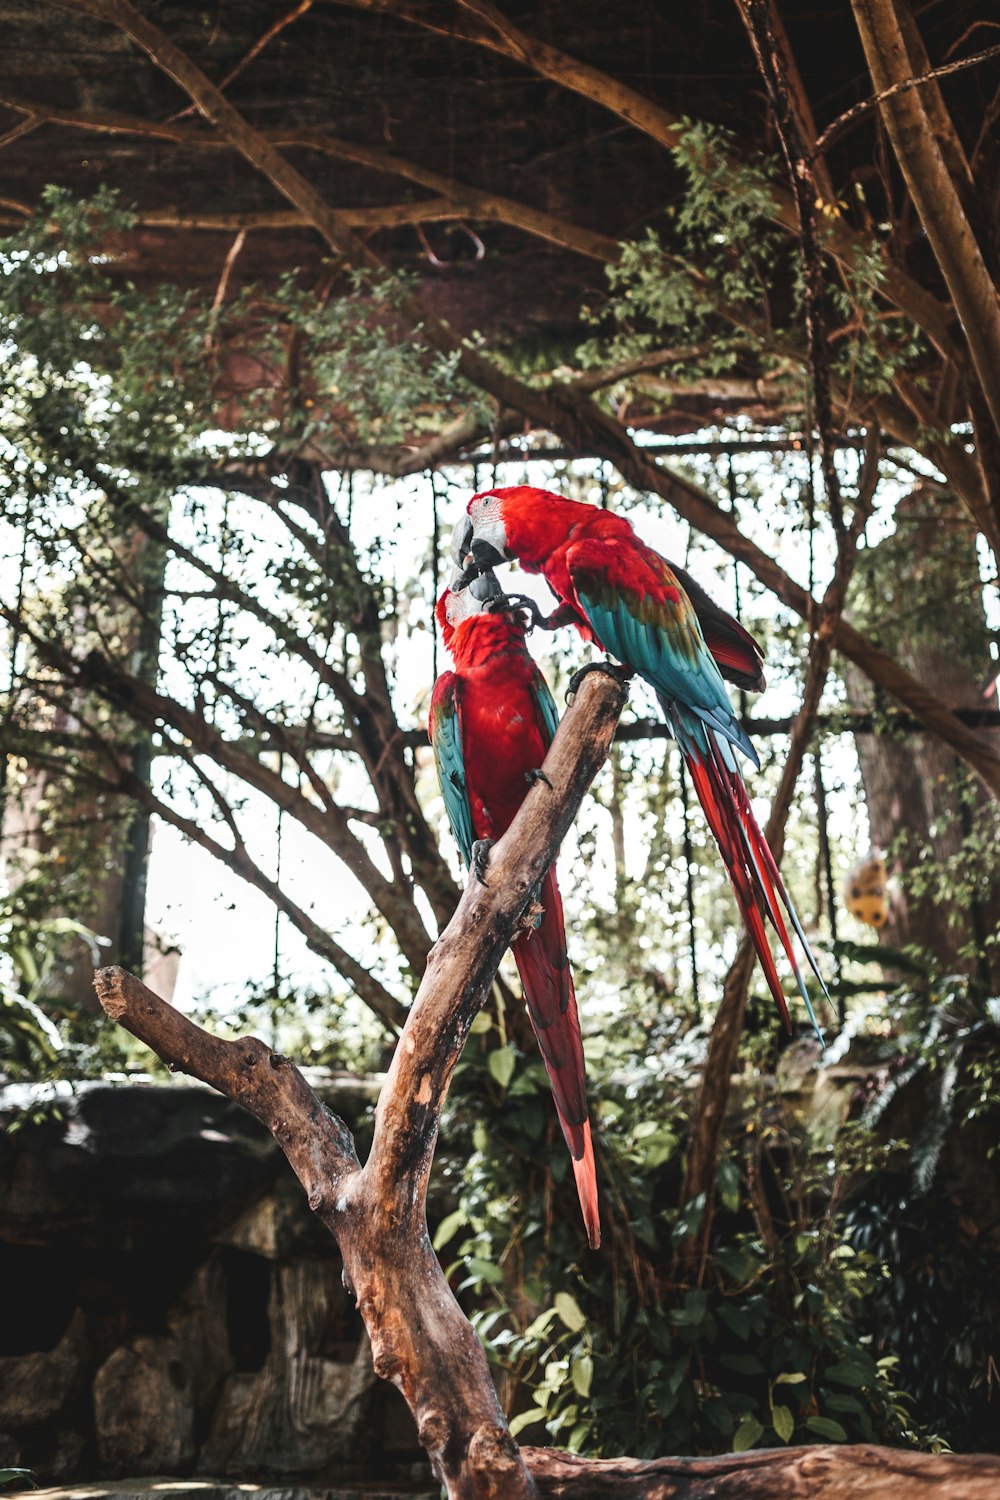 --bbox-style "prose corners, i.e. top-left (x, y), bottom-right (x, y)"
top-left (429, 572), bottom-right (601, 1247)
top-left (454, 485), bottom-right (827, 1041)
